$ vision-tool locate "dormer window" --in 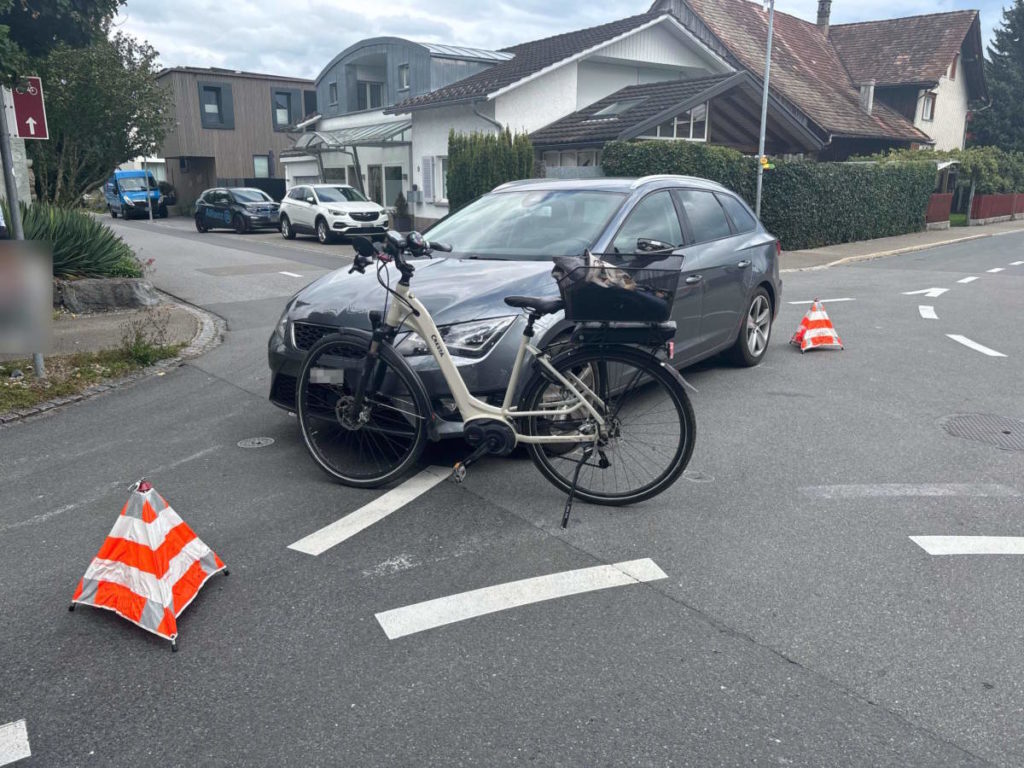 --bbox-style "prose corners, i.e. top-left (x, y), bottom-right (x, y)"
top-left (640, 103), bottom-right (708, 141)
